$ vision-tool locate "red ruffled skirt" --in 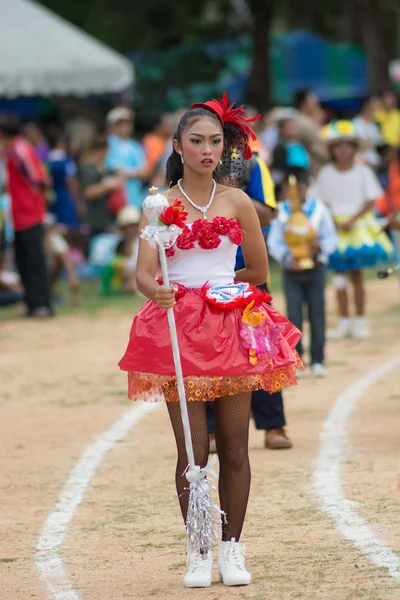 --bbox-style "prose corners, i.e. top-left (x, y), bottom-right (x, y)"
top-left (119, 286), bottom-right (303, 402)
